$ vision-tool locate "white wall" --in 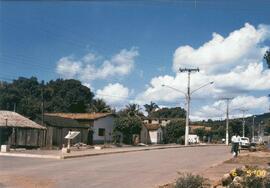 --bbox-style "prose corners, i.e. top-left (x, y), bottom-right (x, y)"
top-left (149, 128), bottom-right (163, 144)
top-left (93, 116), bottom-right (115, 143)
